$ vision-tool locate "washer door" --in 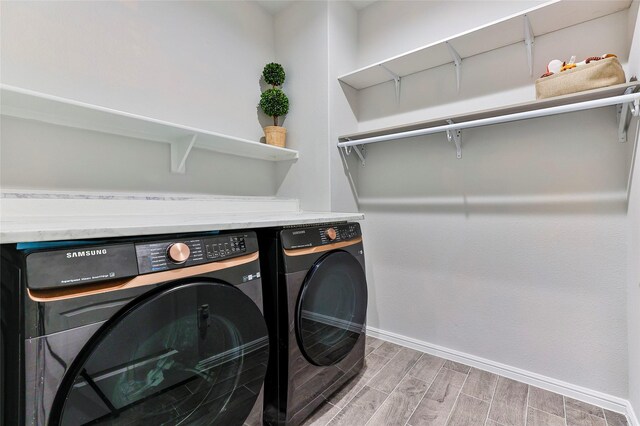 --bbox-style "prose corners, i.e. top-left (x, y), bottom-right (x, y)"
top-left (49, 280), bottom-right (269, 426)
top-left (296, 250), bottom-right (367, 366)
